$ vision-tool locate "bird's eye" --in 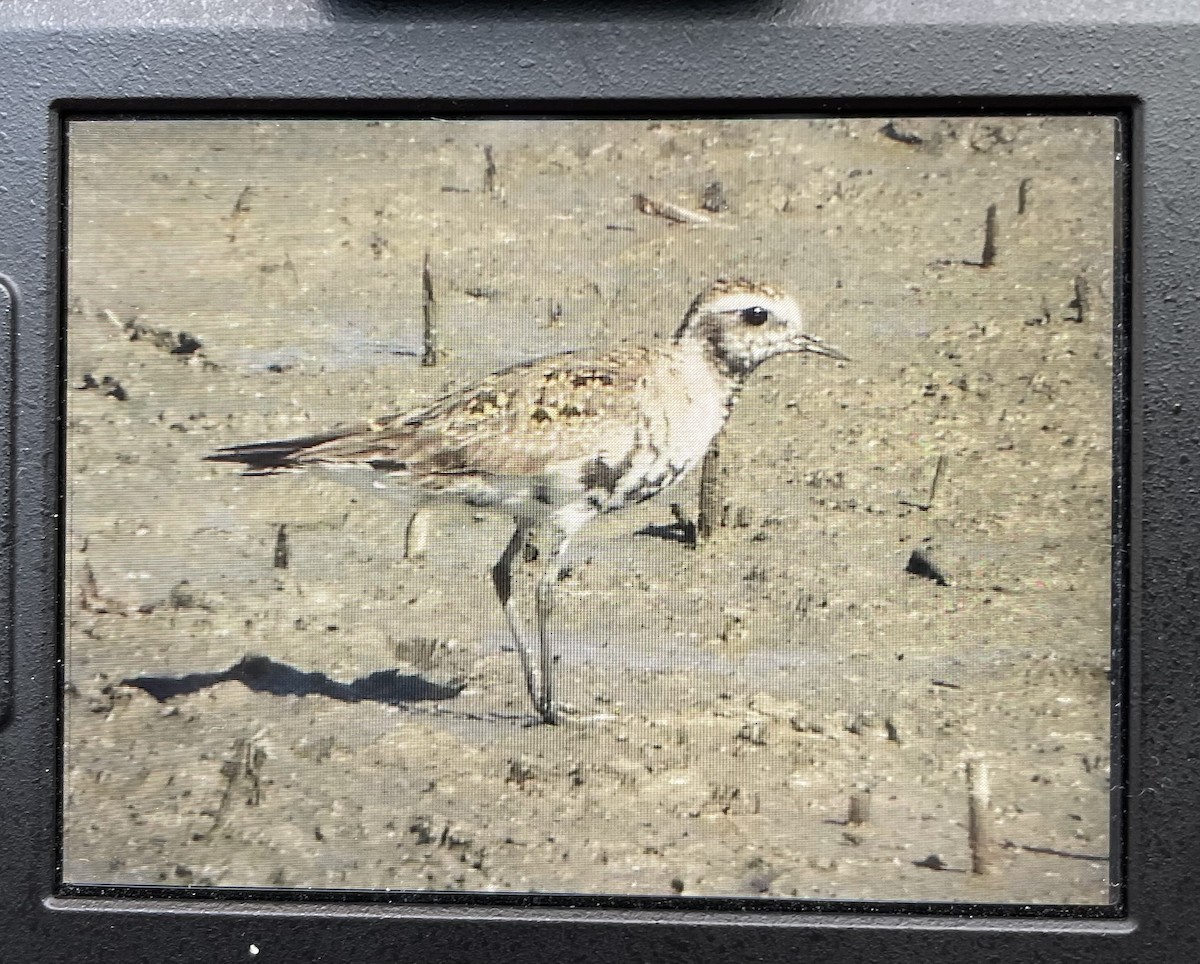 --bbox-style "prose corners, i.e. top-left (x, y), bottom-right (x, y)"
top-left (741, 306), bottom-right (770, 326)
